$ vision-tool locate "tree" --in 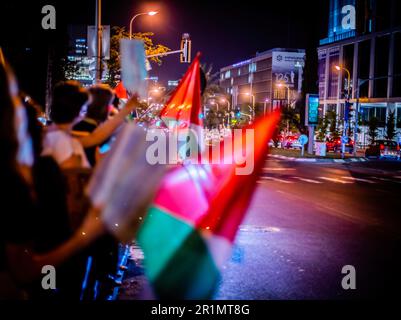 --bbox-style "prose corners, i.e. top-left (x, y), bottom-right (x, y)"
top-left (327, 110), bottom-right (341, 139)
top-left (368, 116), bottom-right (379, 143)
top-left (385, 111), bottom-right (397, 140)
top-left (106, 26), bottom-right (170, 87)
top-left (316, 113), bottom-right (330, 141)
